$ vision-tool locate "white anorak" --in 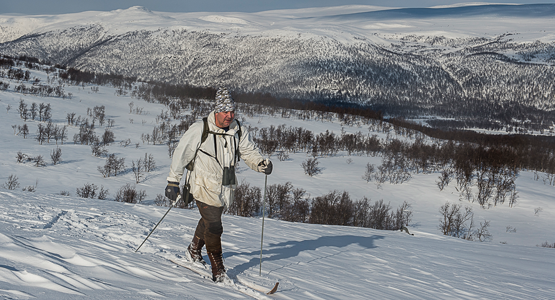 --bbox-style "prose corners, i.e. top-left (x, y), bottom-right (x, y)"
top-left (167, 111), bottom-right (264, 207)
